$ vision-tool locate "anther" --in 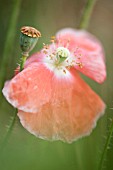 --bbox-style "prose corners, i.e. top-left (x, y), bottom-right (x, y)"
top-left (63, 70), bottom-right (66, 74)
top-left (50, 36), bottom-right (56, 43)
top-left (76, 62), bottom-right (83, 68)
